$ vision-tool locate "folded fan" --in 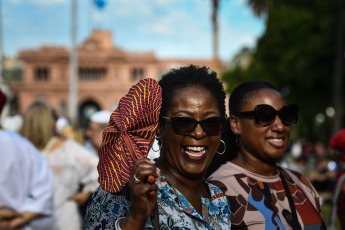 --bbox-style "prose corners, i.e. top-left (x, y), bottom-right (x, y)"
top-left (97, 78), bottom-right (162, 193)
